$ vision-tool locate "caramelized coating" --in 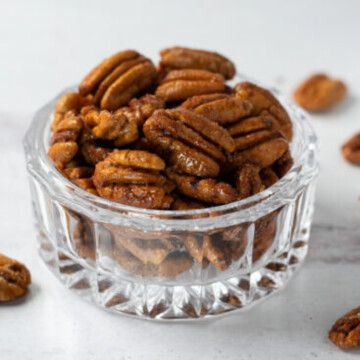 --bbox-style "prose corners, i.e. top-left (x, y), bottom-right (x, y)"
top-left (234, 82), bottom-right (292, 140)
top-left (160, 47), bottom-right (236, 79)
top-left (328, 306), bottom-right (360, 349)
top-left (181, 93), bottom-right (253, 124)
top-left (294, 74), bottom-right (347, 112)
top-left (272, 150), bottom-right (294, 177)
top-left (62, 166), bottom-right (97, 195)
top-left (0, 254), bottom-right (31, 302)
top-left (342, 132), bottom-right (360, 165)
top-left (82, 107), bottom-right (138, 147)
top-left (144, 108), bottom-right (235, 177)
top-left (127, 94), bottom-right (165, 125)
top-left (260, 167), bottom-right (279, 188)
top-left (227, 115), bottom-right (273, 137)
top-left (236, 163), bottom-right (264, 199)
top-left (155, 69), bottom-right (226, 102)
top-left (79, 50), bottom-right (157, 110)
top-left (171, 195), bottom-right (205, 210)
top-left (93, 150), bottom-right (173, 209)
top-left (166, 170), bottom-right (238, 204)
